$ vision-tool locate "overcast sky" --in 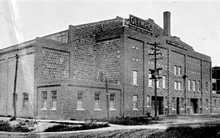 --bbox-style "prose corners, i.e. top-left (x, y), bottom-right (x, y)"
top-left (0, 0), bottom-right (219, 66)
